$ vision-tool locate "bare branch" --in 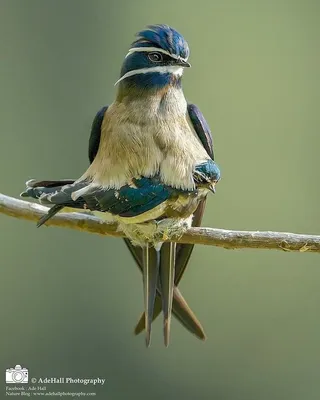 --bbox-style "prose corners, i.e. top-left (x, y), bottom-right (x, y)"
top-left (1, 193), bottom-right (319, 253)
